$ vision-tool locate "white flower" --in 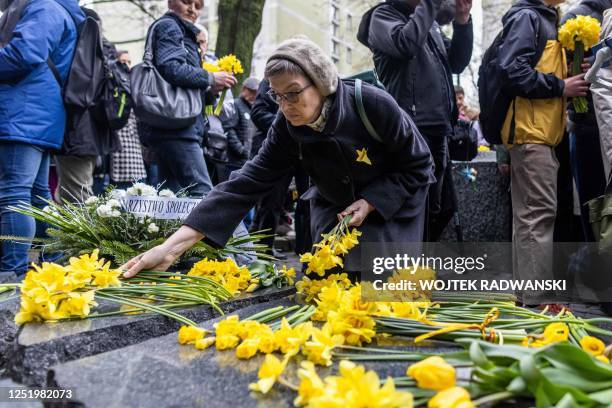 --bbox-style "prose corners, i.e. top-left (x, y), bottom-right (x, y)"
top-left (42, 205), bottom-right (60, 217)
top-left (110, 209), bottom-right (121, 217)
top-left (158, 189), bottom-right (175, 198)
top-left (139, 218), bottom-right (146, 225)
top-left (147, 223), bottom-right (160, 234)
top-left (107, 199), bottom-right (121, 208)
top-left (96, 205), bottom-right (112, 218)
top-left (84, 196), bottom-right (99, 205)
top-left (112, 189), bottom-right (127, 199)
top-left (126, 183), bottom-right (157, 197)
